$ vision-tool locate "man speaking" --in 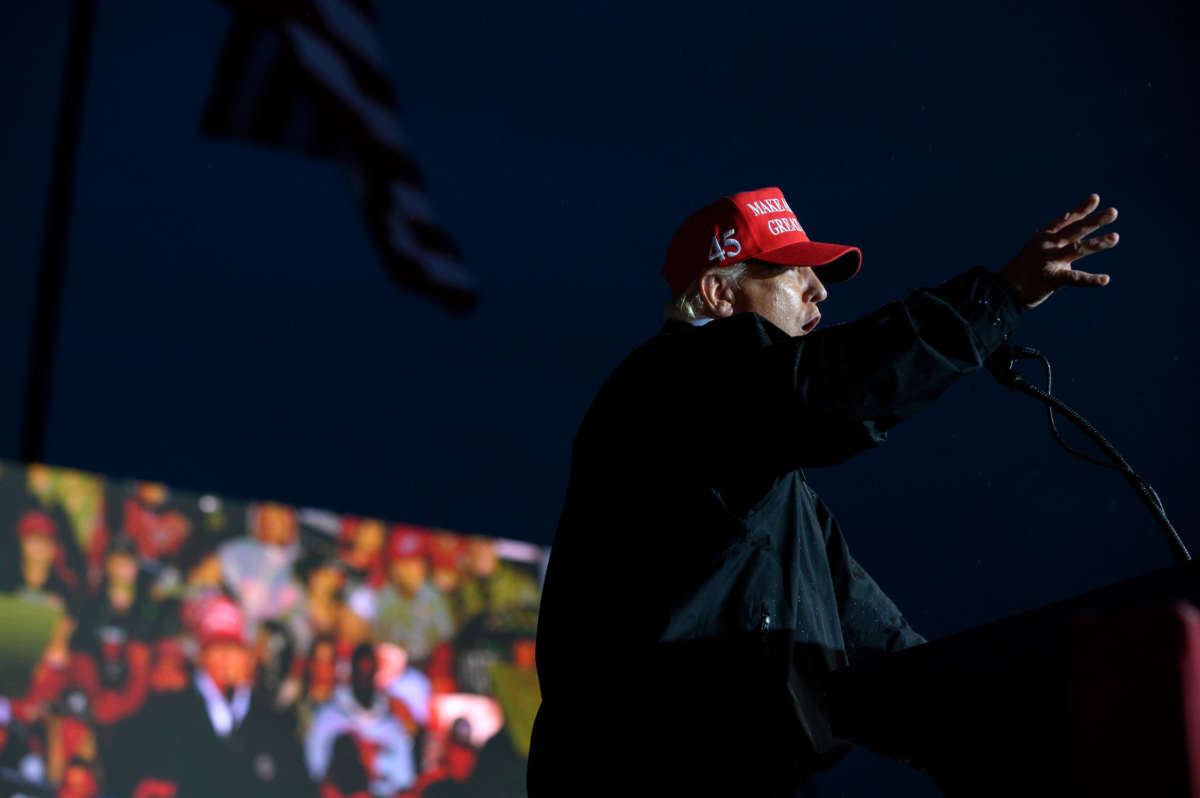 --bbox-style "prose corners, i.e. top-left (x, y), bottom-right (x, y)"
top-left (526, 187), bottom-right (1118, 796)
